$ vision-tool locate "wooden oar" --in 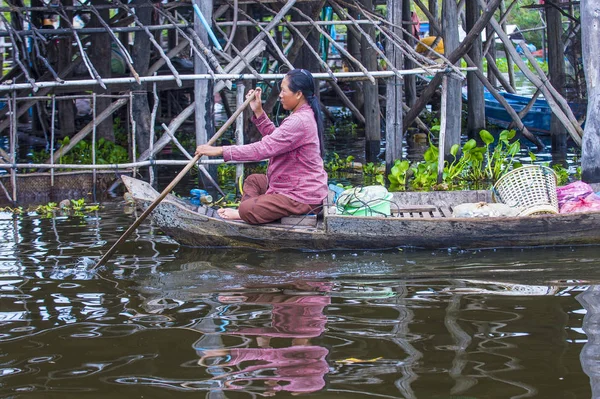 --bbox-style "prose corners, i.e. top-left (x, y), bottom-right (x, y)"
top-left (93, 95), bottom-right (253, 270)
